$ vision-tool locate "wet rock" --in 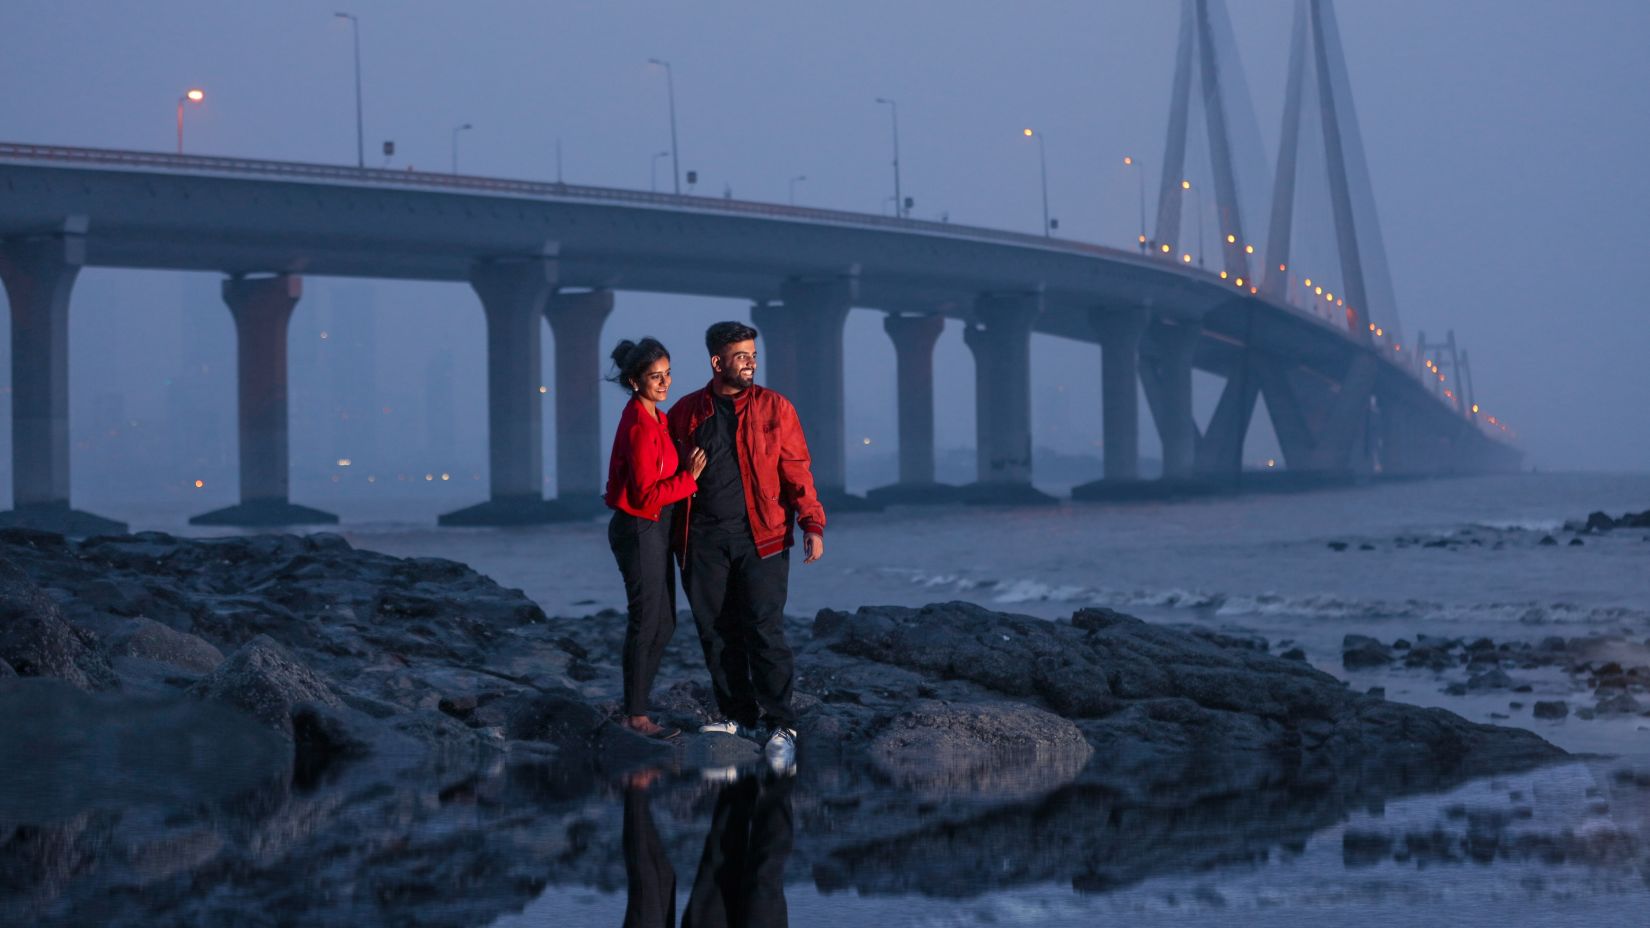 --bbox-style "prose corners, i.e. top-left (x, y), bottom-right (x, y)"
top-left (1586, 511), bottom-right (1616, 532)
top-left (1280, 647), bottom-right (1307, 661)
top-left (1468, 669), bottom-right (1514, 691)
top-left (1341, 634), bottom-right (1393, 669)
top-left (0, 657), bottom-right (14, 678)
top-left (108, 618), bottom-right (224, 675)
top-left (1595, 693), bottom-right (1644, 716)
top-left (1539, 535), bottom-right (1558, 546)
top-left (869, 700), bottom-right (1092, 798)
top-left (1327, 541), bottom-right (1349, 551)
top-left (1569, 538), bottom-right (1585, 547)
top-left (1533, 701), bottom-right (1569, 719)
top-left (0, 558), bottom-right (116, 691)
top-left (188, 635), bottom-right (343, 741)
